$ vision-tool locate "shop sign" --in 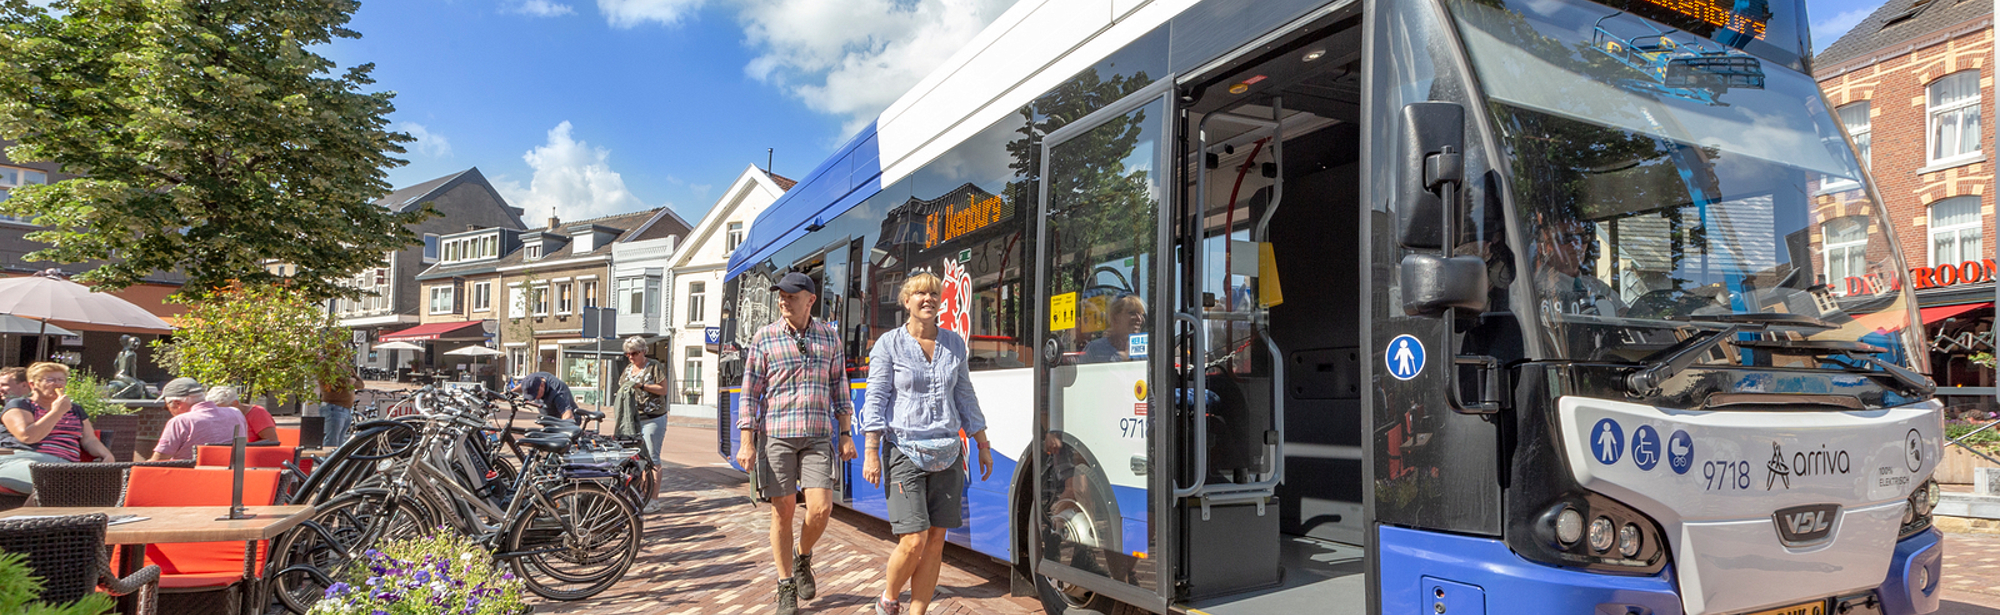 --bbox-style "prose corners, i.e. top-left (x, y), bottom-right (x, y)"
top-left (1908, 259), bottom-right (1997, 290)
top-left (1840, 259), bottom-right (1997, 295)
